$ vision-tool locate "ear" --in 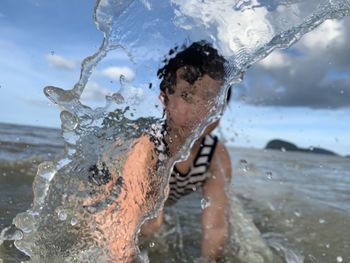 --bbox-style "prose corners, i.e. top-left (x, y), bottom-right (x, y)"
top-left (159, 91), bottom-right (166, 106)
